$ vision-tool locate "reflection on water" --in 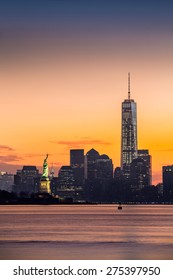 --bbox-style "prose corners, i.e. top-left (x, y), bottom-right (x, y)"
top-left (0, 205), bottom-right (173, 259)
